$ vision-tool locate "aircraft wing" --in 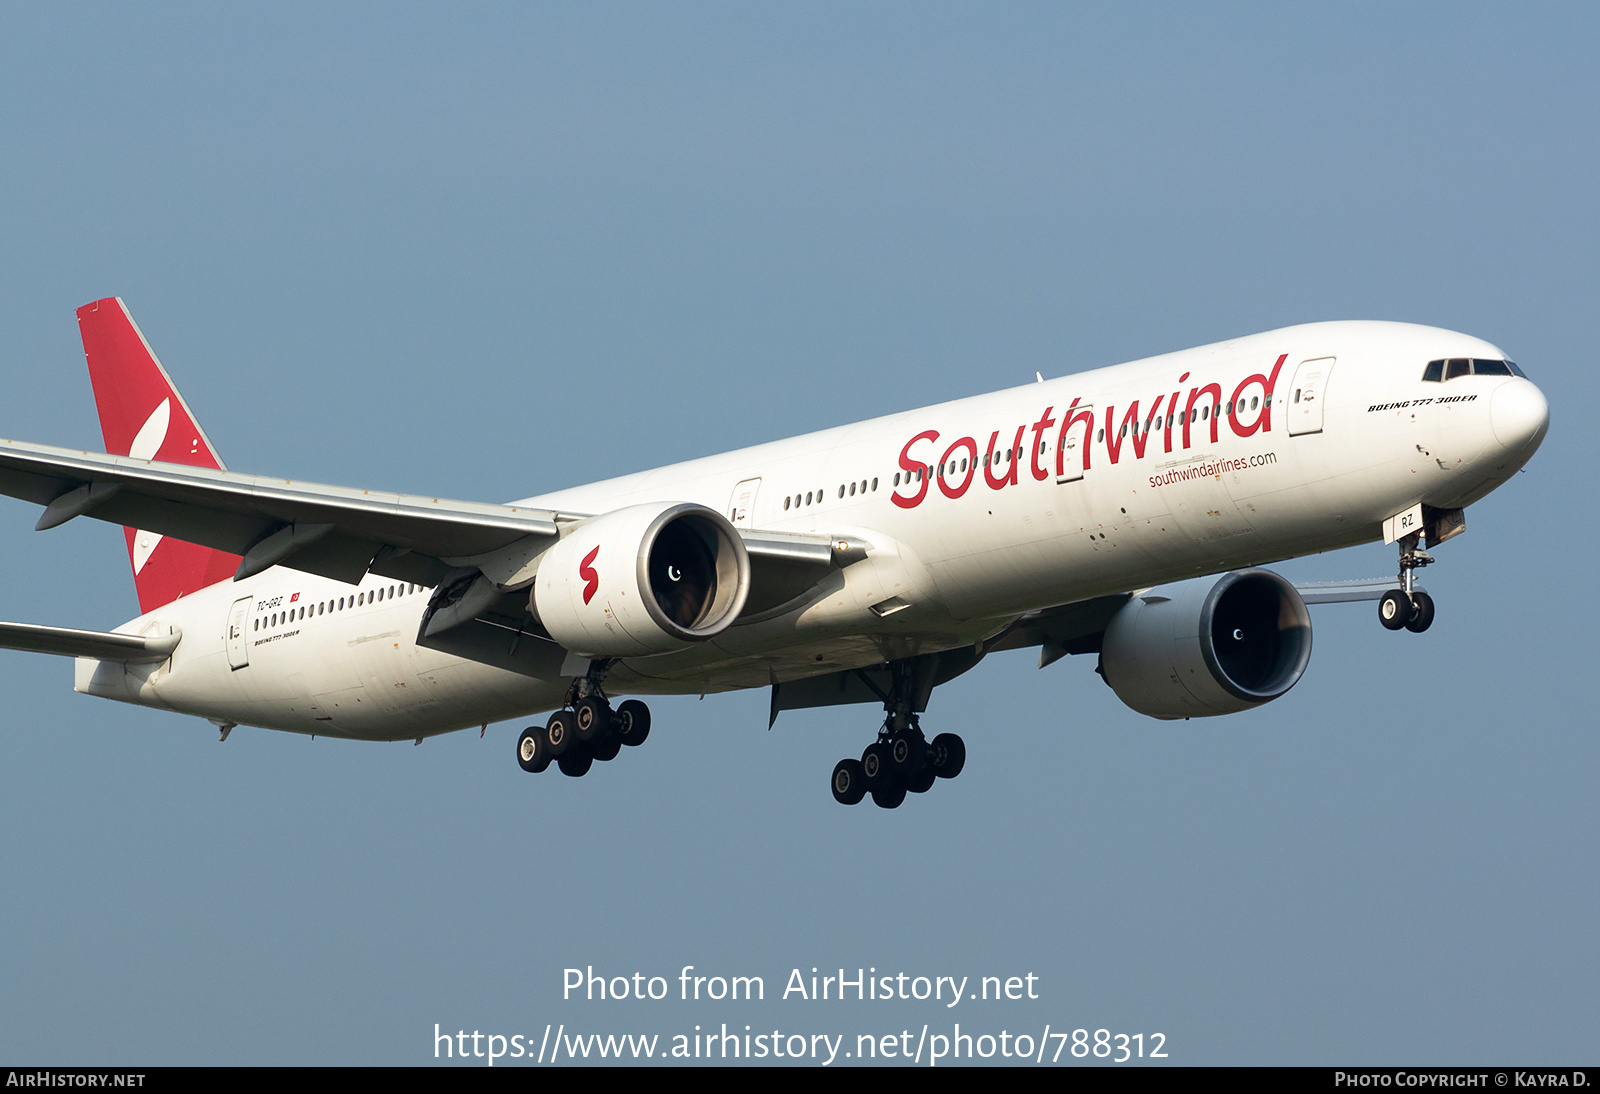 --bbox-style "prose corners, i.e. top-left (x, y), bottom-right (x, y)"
top-left (0, 437), bottom-right (563, 586)
top-left (0, 436), bottom-right (861, 601)
top-left (1292, 578), bottom-right (1416, 604)
top-left (0, 621), bottom-right (180, 663)
top-left (984, 578), bottom-right (1415, 668)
